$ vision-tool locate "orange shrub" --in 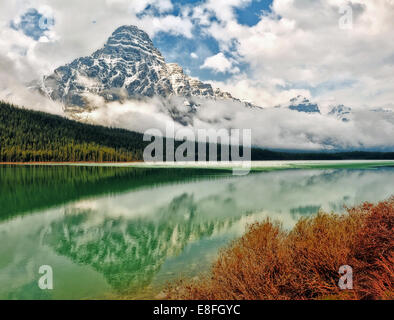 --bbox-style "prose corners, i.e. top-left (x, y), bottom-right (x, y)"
top-left (165, 197), bottom-right (394, 300)
top-left (352, 199), bottom-right (394, 299)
